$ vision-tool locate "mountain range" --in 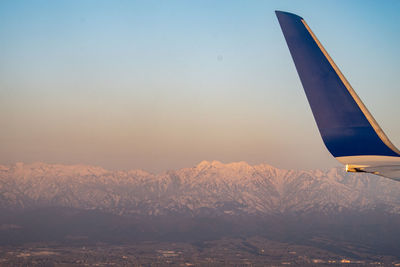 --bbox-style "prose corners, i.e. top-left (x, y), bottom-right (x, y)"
top-left (2, 160), bottom-right (400, 260)
top-left (2, 161), bottom-right (400, 216)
